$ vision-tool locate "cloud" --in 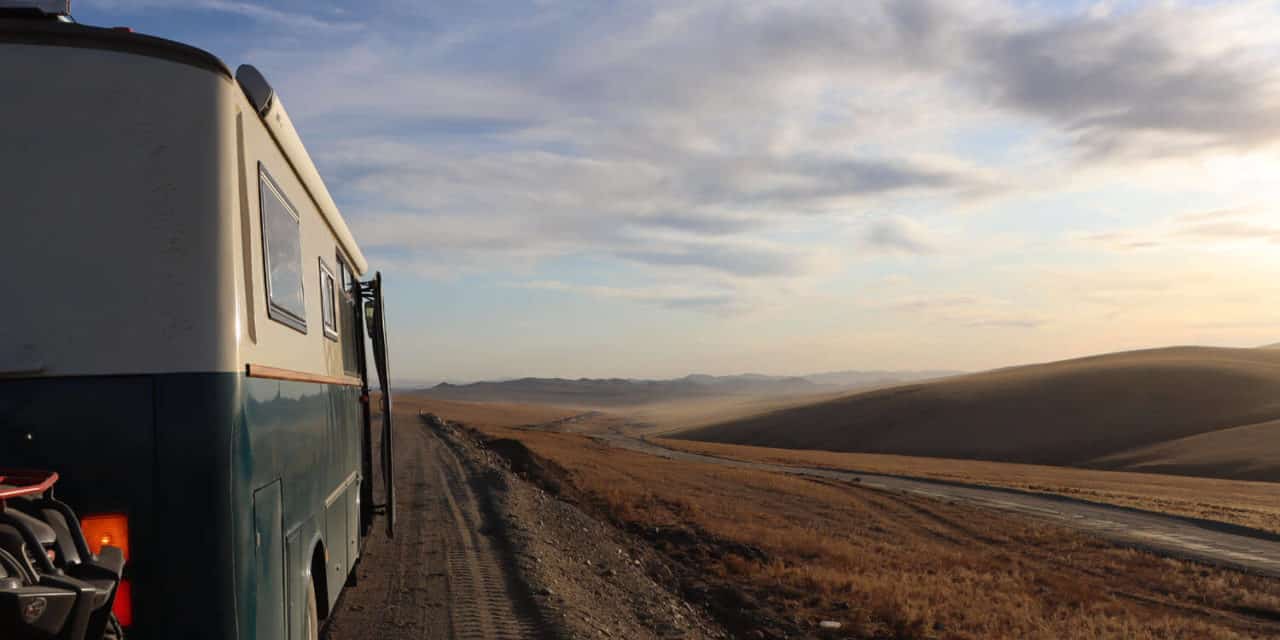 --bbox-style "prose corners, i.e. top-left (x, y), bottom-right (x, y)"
top-left (880, 293), bottom-right (1042, 329)
top-left (1174, 221), bottom-right (1280, 243)
top-left (627, 211), bottom-right (760, 236)
top-left (964, 317), bottom-right (1042, 329)
top-left (618, 240), bottom-right (812, 278)
top-left (83, 0), bottom-right (361, 32)
top-left (534, 1), bottom-right (1280, 160)
top-left (1079, 206), bottom-right (1280, 252)
top-left (886, 296), bottom-right (980, 313)
top-left (520, 280), bottom-right (752, 315)
top-left (323, 139), bottom-right (968, 284)
top-left (1175, 207), bottom-right (1256, 223)
top-left (961, 2), bottom-right (1280, 157)
top-left (862, 216), bottom-right (939, 255)
top-left (125, 0), bottom-right (1280, 316)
